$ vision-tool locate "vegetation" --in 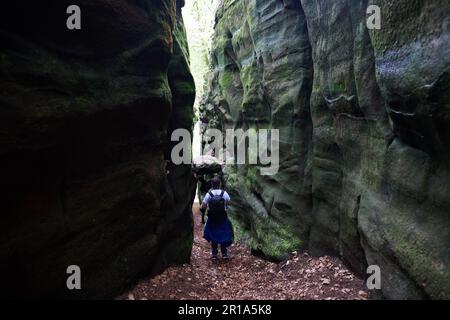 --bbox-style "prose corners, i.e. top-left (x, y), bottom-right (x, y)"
top-left (182, 0), bottom-right (220, 109)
